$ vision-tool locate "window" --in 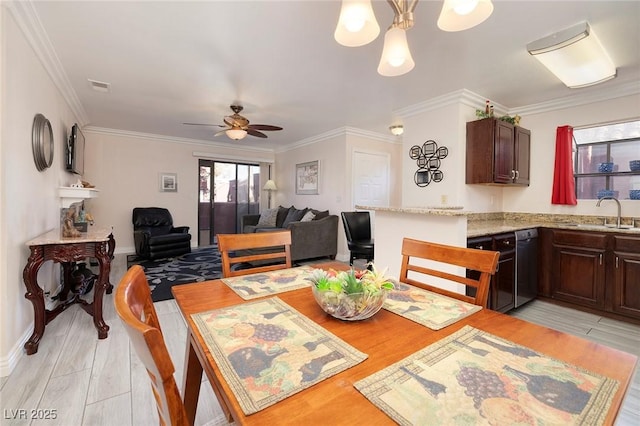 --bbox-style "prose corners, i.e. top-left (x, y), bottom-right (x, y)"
top-left (573, 120), bottom-right (640, 200)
